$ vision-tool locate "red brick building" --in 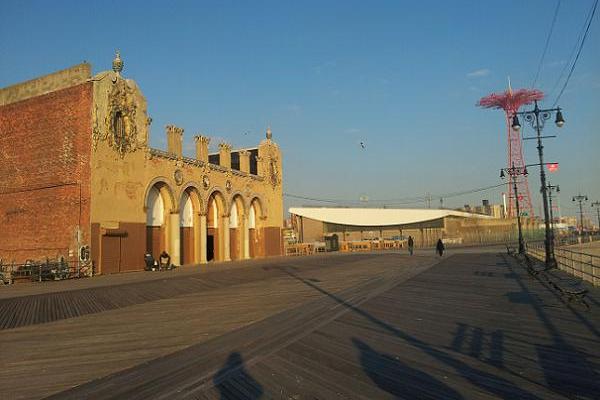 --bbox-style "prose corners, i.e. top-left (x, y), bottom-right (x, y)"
top-left (0, 55), bottom-right (283, 274)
